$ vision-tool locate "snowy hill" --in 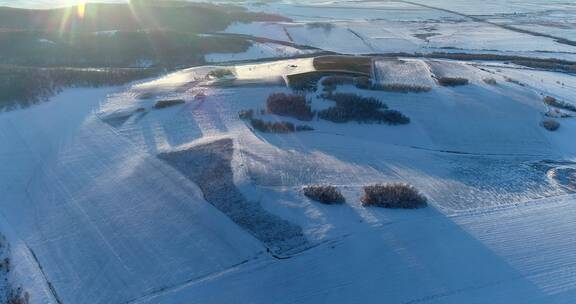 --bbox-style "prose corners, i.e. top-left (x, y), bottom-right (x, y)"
top-left (1, 51), bottom-right (575, 304)
top-left (0, 1), bottom-right (575, 303)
